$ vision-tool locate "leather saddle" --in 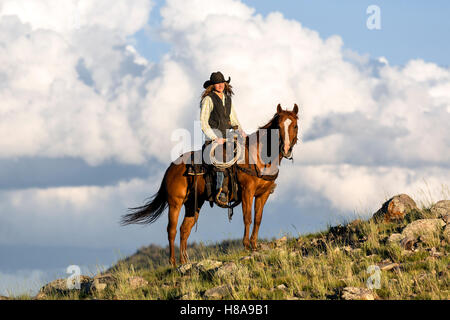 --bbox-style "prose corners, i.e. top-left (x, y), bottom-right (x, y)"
top-left (186, 149), bottom-right (240, 209)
